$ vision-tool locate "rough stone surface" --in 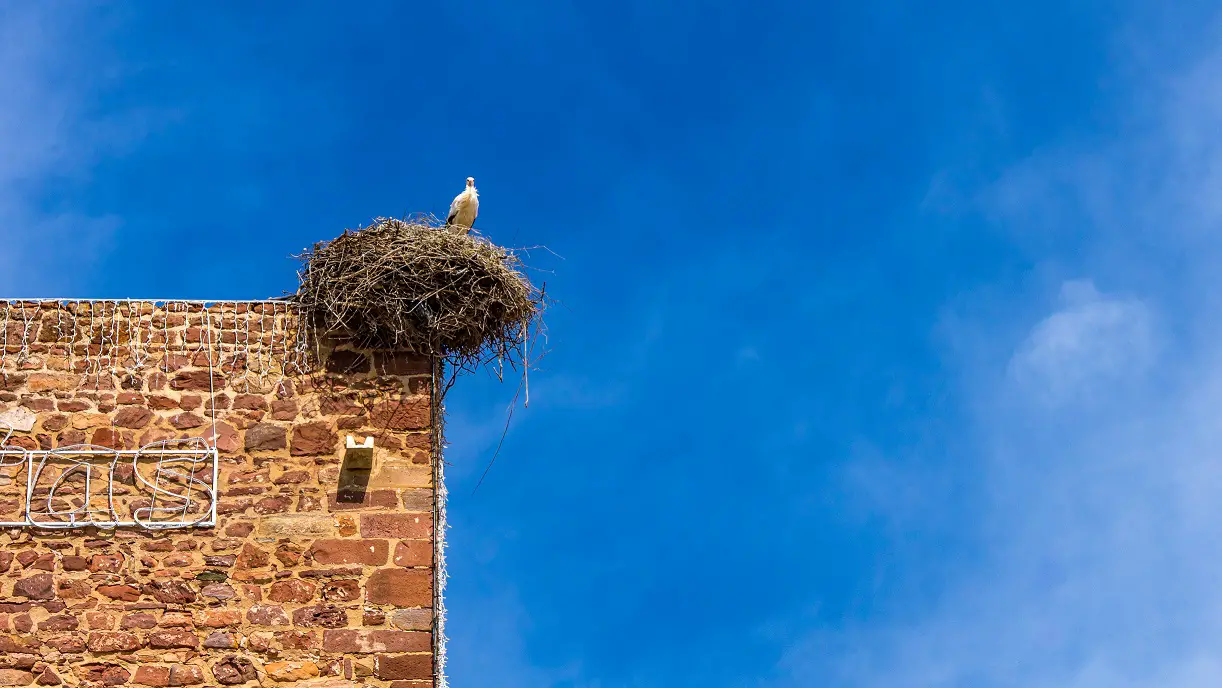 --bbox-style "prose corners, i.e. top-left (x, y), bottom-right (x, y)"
top-left (211, 656), bottom-right (257, 685)
top-left (0, 302), bottom-right (437, 687)
top-left (245, 422), bottom-right (287, 452)
top-left (13, 573), bottom-right (54, 600)
top-left (291, 421), bottom-right (338, 456)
